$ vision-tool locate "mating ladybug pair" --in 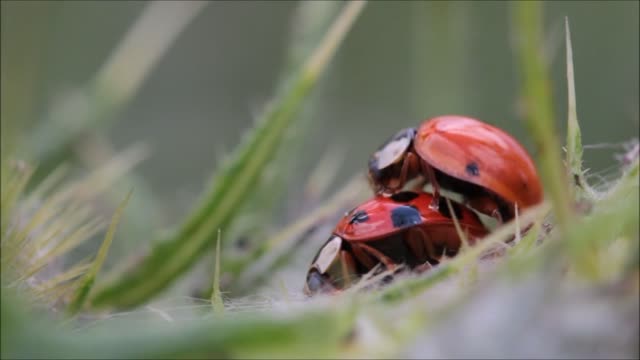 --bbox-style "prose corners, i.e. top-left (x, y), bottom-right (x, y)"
top-left (304, 115), bottom-right (543, 295)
